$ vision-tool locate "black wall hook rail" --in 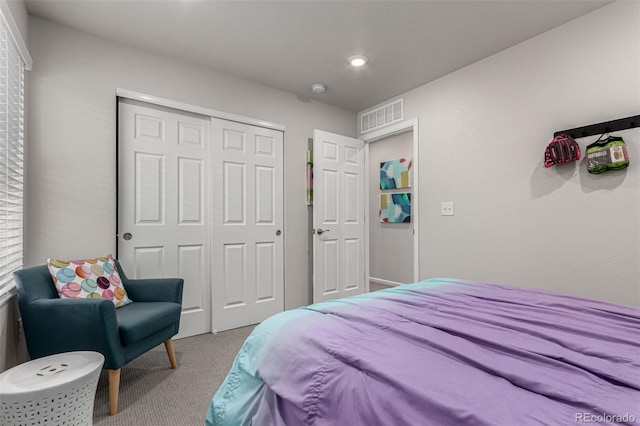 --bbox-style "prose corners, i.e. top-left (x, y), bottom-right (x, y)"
top-left (554, 115), bottom-right (640, 139)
